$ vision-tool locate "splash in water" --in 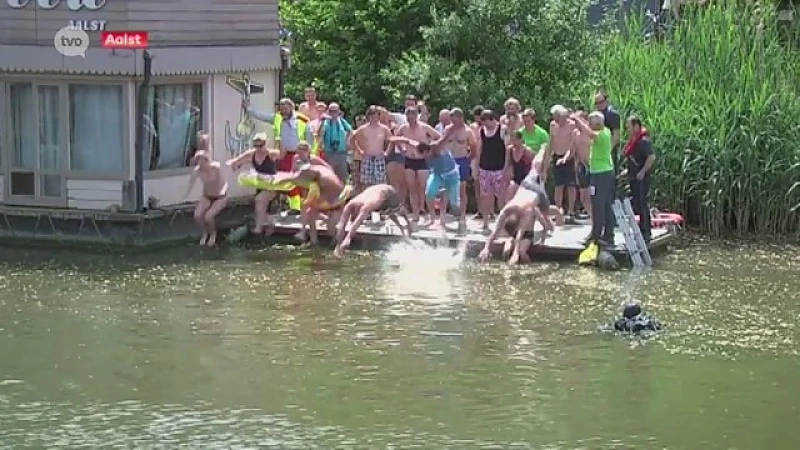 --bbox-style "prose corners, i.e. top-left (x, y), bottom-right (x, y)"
top-left (379, 237), bottom-right (468, 307)
top-left (383, 236), bottom-right (467, 272)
